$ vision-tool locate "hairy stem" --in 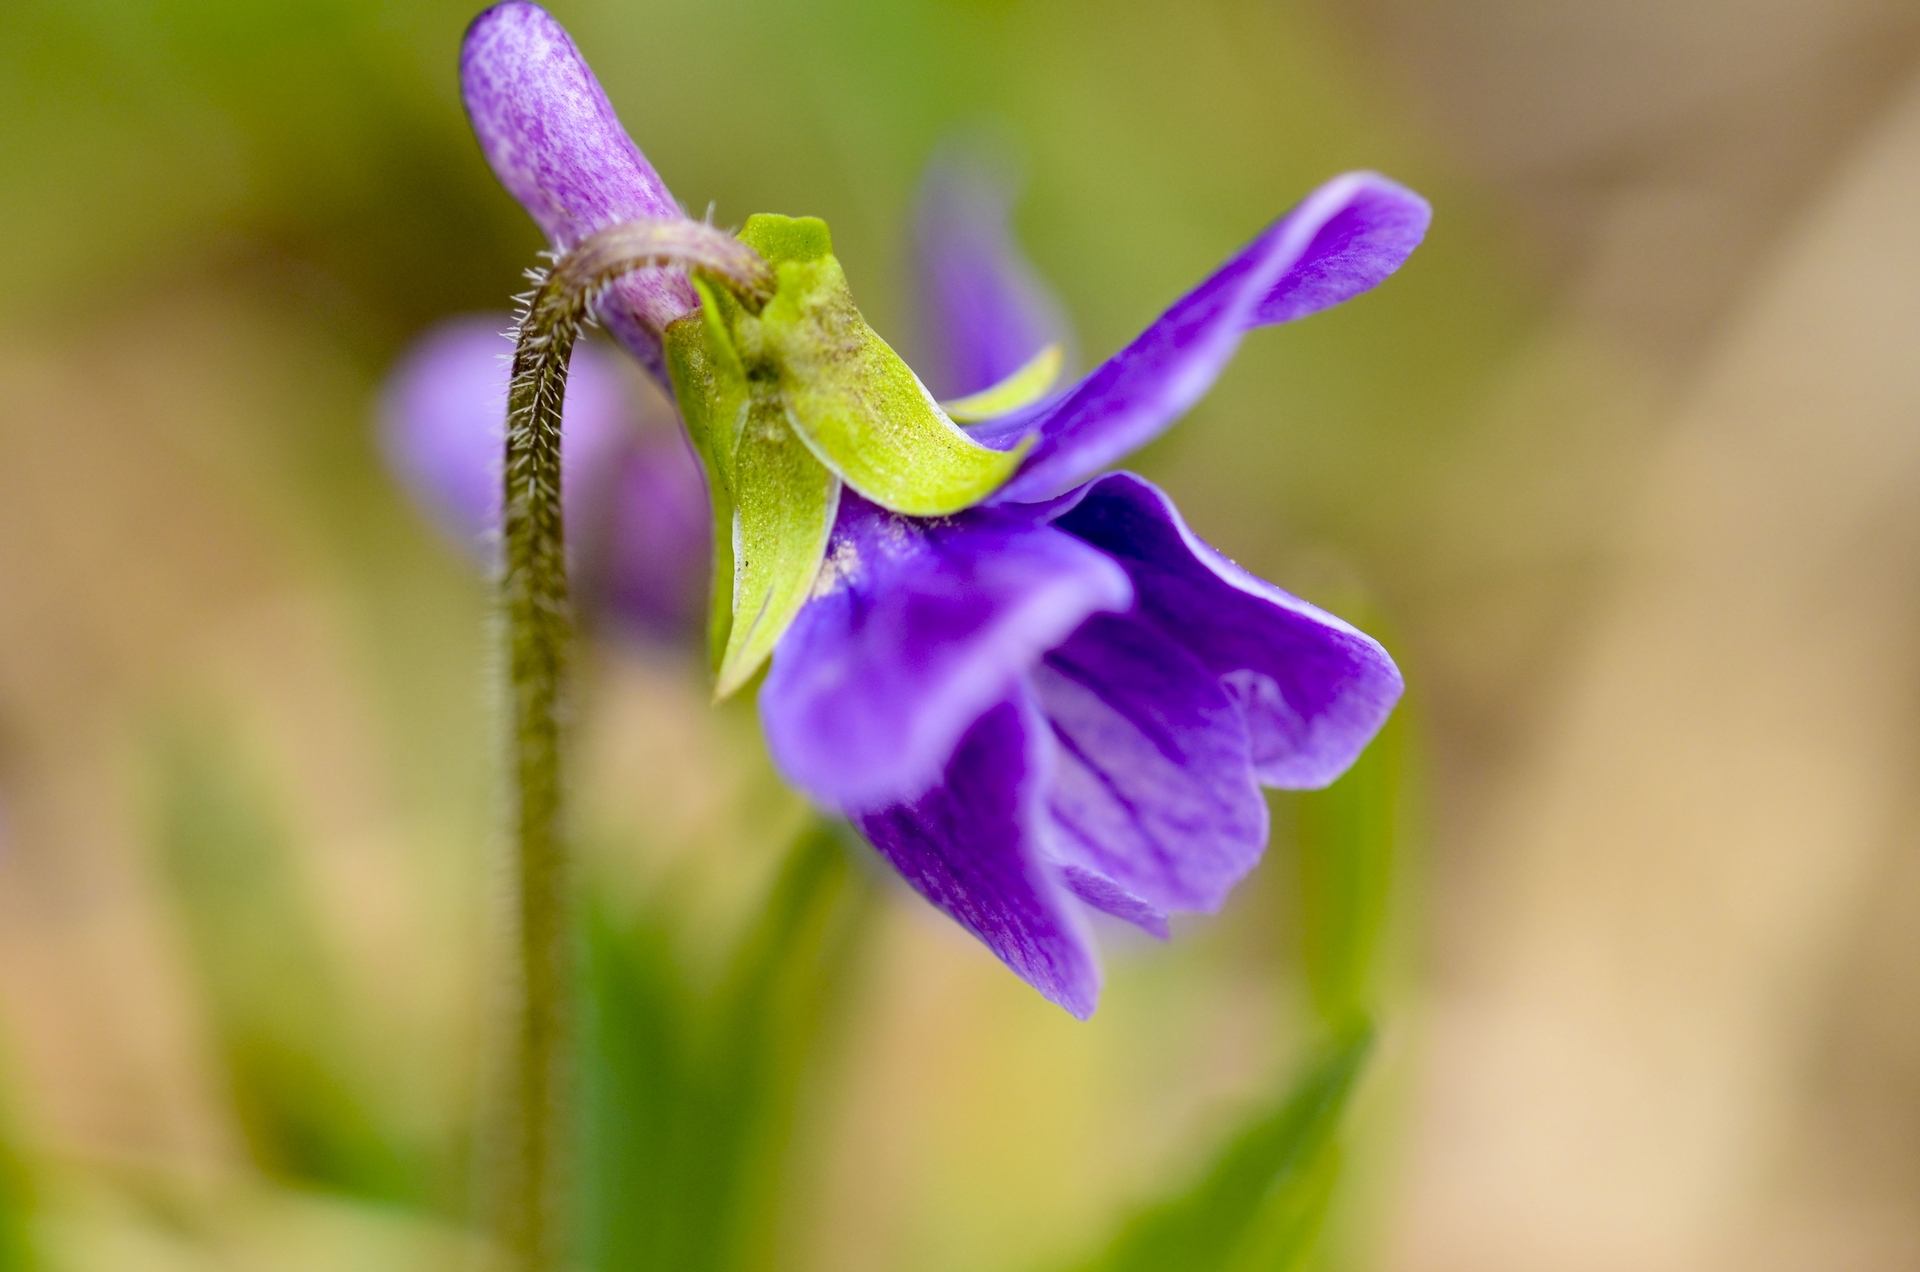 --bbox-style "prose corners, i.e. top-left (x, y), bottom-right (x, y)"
top-left (493, 217), bottom-right (770, 1271)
